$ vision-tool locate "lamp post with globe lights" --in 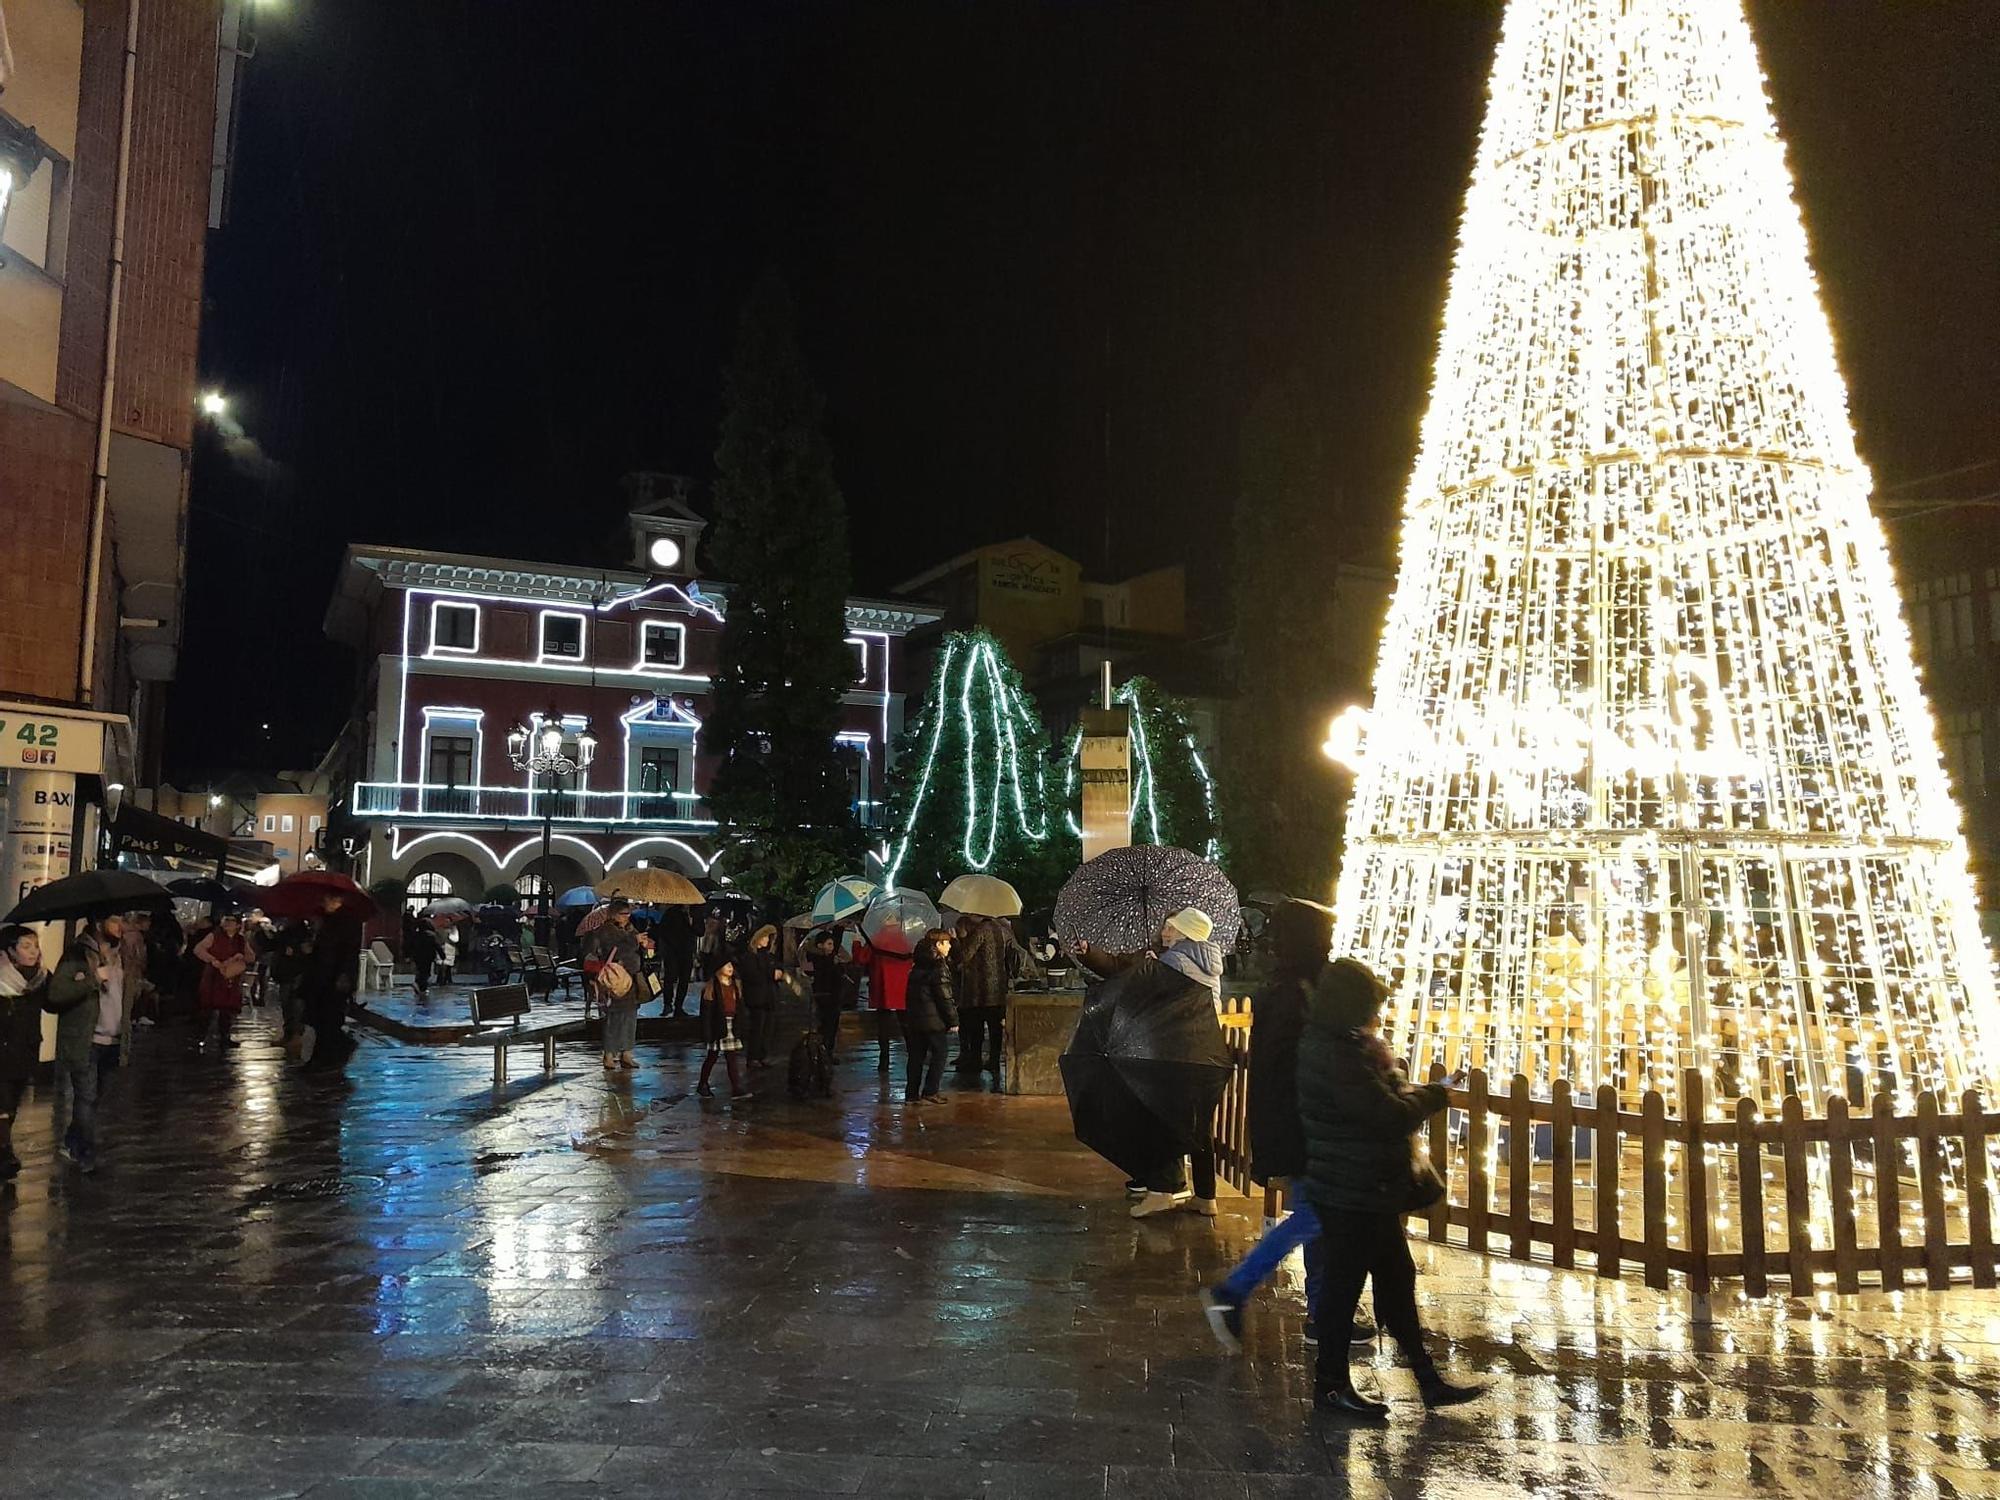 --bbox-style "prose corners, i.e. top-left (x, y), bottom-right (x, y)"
top-left (507, 708), bottom-right (597, 945)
